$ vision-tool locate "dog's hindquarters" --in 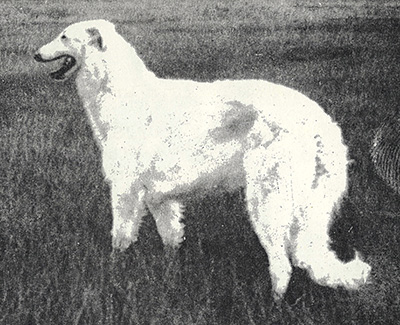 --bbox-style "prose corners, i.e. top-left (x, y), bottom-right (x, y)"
top-left (244, 109), bottom-right (371, 298)
top-left (289, 123), bottom-right (371, 290)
